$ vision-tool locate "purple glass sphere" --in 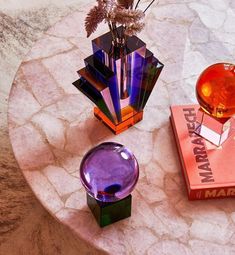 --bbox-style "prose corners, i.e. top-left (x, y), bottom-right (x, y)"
top-left (80, 142), bottom-right (139, 202)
